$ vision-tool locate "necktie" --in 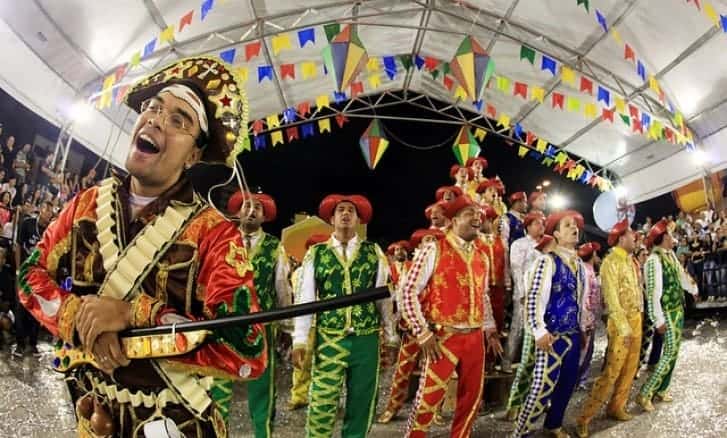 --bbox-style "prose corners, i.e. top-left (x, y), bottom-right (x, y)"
top-left (340, 241), bottom-right (348, 262)
top-left (244, 235), bottom-right (252, 251)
